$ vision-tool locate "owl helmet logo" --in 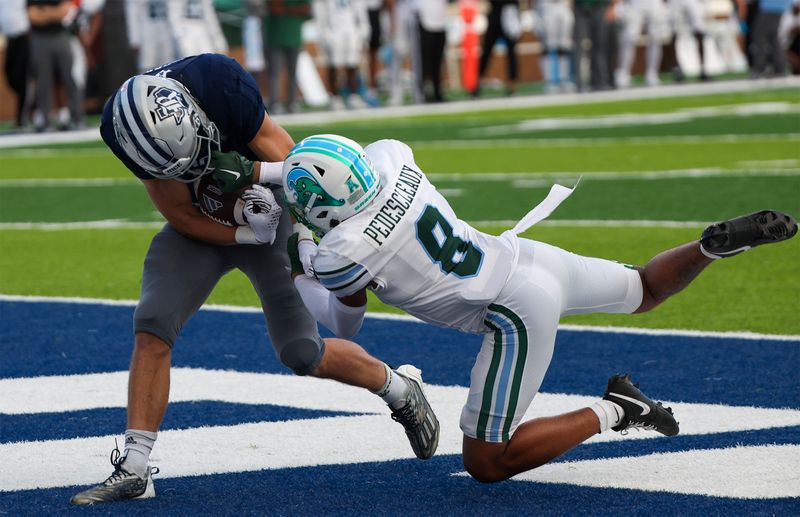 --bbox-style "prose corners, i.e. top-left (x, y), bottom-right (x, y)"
top-left (282, 135), bottom-right (382, 236)
top-left (152, 87), bottom-right (190, 125)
